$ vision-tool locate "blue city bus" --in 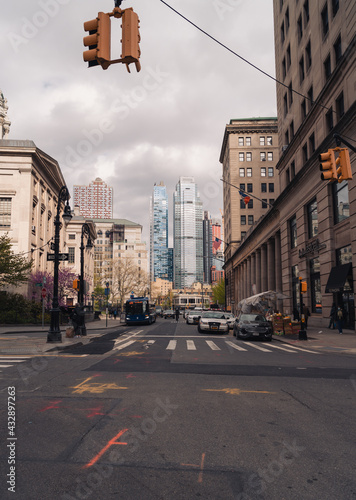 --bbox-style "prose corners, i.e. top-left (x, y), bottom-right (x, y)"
top-left (125, 297), bottom-right (155, 325)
